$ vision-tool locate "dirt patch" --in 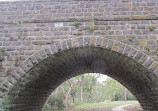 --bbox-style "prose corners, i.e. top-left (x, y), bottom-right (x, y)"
top-left (124, 104), bottom-right (143, 111)
top-left (71, 107), bottom-right (112, 111)
top-left (83, 107), bottom-right (112, 111)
